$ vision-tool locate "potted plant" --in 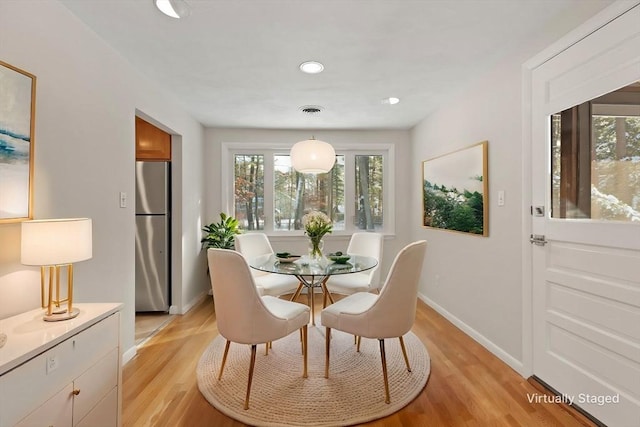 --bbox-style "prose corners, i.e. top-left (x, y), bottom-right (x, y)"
top-left (201, 213), bottom-right (241, 250)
